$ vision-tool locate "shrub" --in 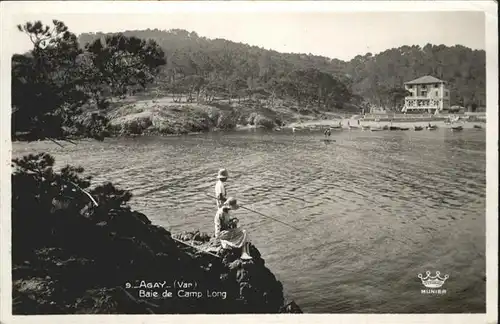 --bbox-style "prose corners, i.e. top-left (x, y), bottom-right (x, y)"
top-left (216, 111), bottom-right (238, 130)
top-left (11, 153), bottom-right (297, 314)
top-left (253, 115), bottom-right (275, 129)
top-left (11, 153), bottom-right (133, 262)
